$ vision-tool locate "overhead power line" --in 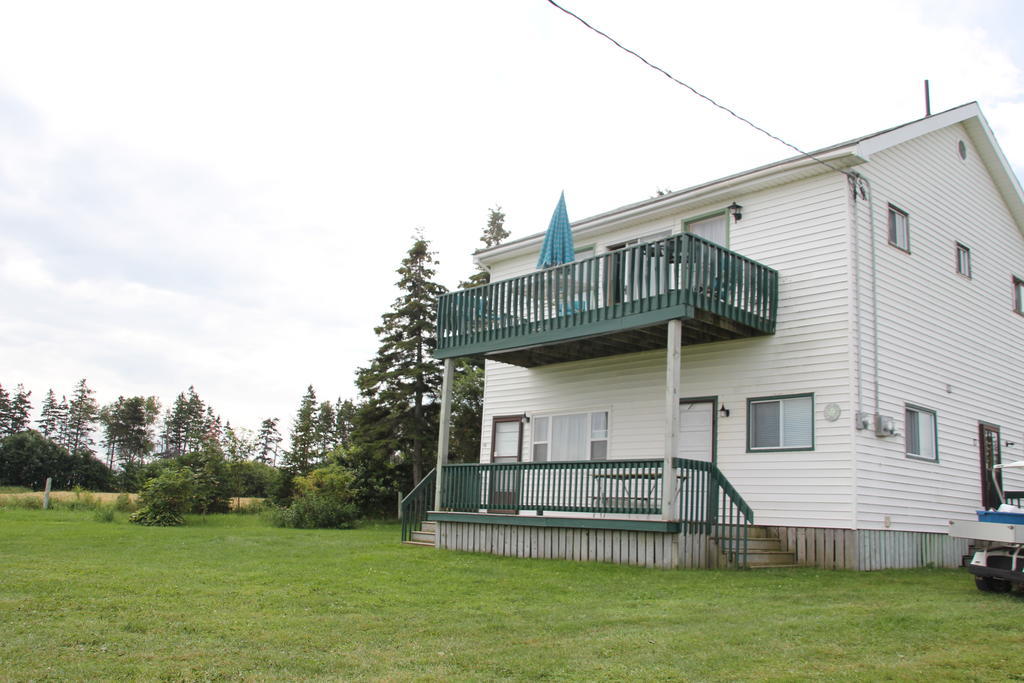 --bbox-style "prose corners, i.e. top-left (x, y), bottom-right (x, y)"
top-left (545, 0), bottom-right (847, 176)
